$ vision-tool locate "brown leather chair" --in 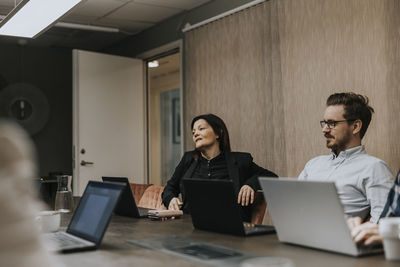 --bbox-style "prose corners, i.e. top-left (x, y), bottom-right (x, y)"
top-left (129, 183), bottom-right (152, 203)
top-left (251, 190), bottom-right (268, 225)
top-left (137, 185), bottom-right (165, 210)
